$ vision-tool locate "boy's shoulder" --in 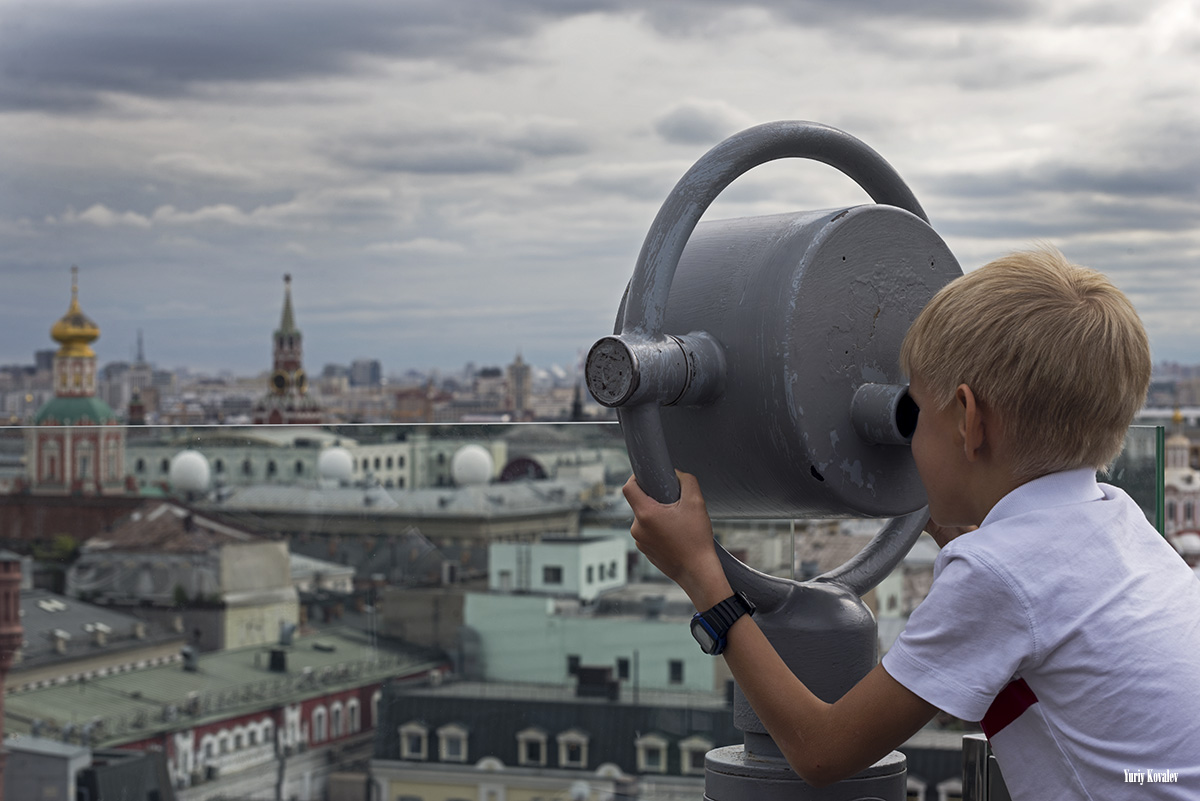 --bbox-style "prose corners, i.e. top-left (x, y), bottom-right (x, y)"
top-left (937, 468), bottom-right (1166, 592)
